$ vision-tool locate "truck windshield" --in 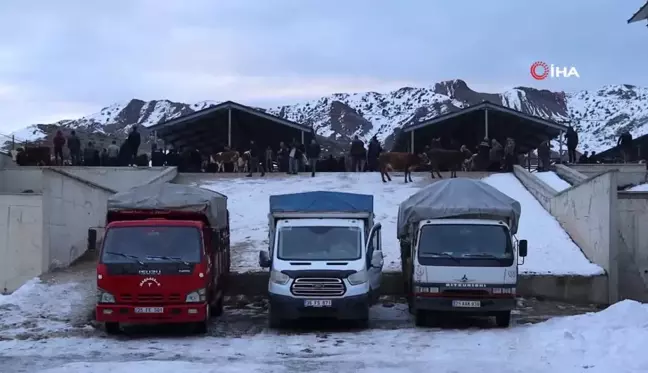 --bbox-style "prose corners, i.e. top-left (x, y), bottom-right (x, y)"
top-left (101, 226), bottom-right (202, 263)
top-left (277, 226), bottom-right (362, 261)
top-left (418, 224), bottom-right (513, 259)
